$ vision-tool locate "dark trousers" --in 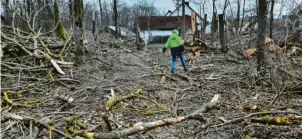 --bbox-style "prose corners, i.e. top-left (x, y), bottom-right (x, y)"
top-left (170, 45), bottom-right (188, 72)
